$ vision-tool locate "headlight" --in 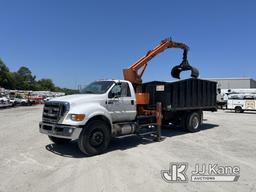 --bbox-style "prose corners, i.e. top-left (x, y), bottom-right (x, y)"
top-left (63, 102), bottom-right (70, 112)
top-left (71, 114), bottom-right (86, 121)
